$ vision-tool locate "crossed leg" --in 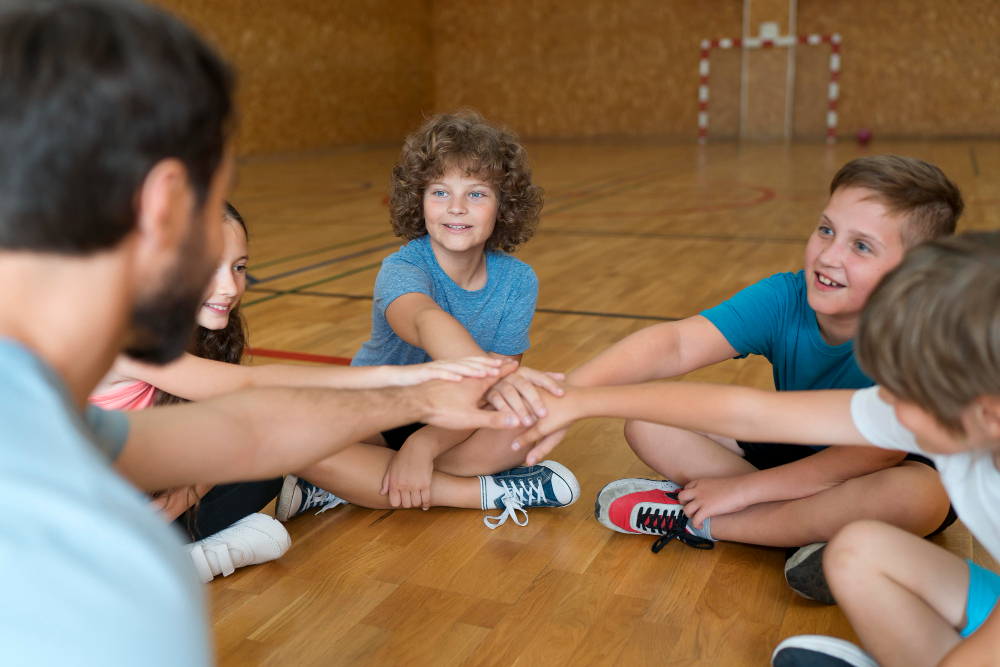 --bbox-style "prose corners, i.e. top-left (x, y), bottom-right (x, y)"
top-left (624, 420), bottom-right (951, 547)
